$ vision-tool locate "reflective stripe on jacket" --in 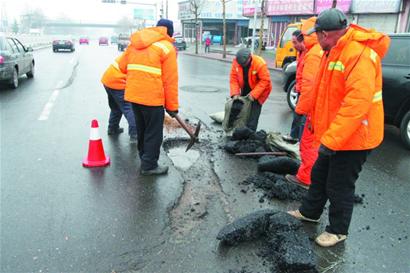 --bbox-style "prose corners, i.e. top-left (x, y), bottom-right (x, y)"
top-left (101, 54), bottom-right (126, 90)
top-left (229, 55), bottom-right (272, 104)
top-left (311, 24), bottom-right (390, 150)
top-left (119, 27), bottom-right (178, 111)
